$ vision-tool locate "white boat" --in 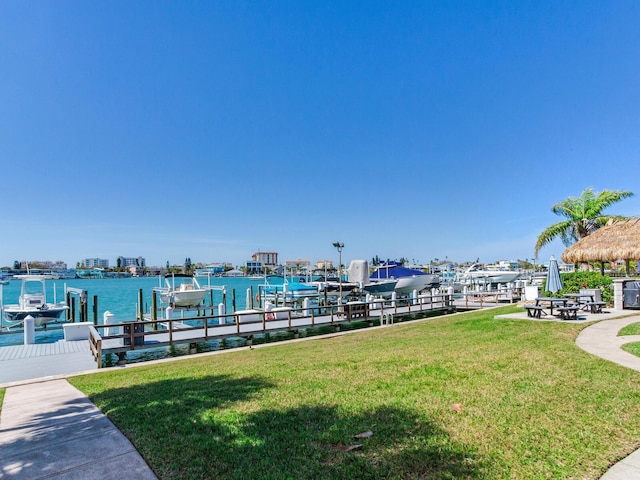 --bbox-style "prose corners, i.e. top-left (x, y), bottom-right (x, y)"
top-left (2, 275), bottom-right (69, 327)
top-left (345, 260), bottom-right (398, 298)
top-left (260, 275), bottom-right (320, 303)
top-left (459, 263), bottom-right (522, 285)
top-left (154, 274), bottom-right (210, 308)
top-left (0, 275), bottom-right (10, 285)
top-left (369, 262), bottom-right (440, 295)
